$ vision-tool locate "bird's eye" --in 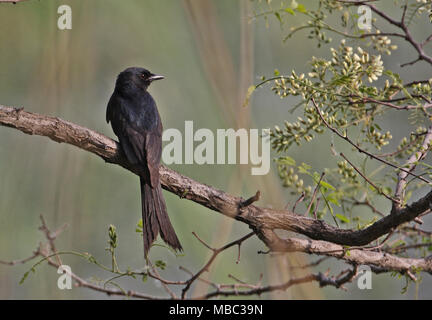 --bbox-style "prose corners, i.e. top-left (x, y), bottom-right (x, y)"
top-left (141, 73), bottom-right (146, 78)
